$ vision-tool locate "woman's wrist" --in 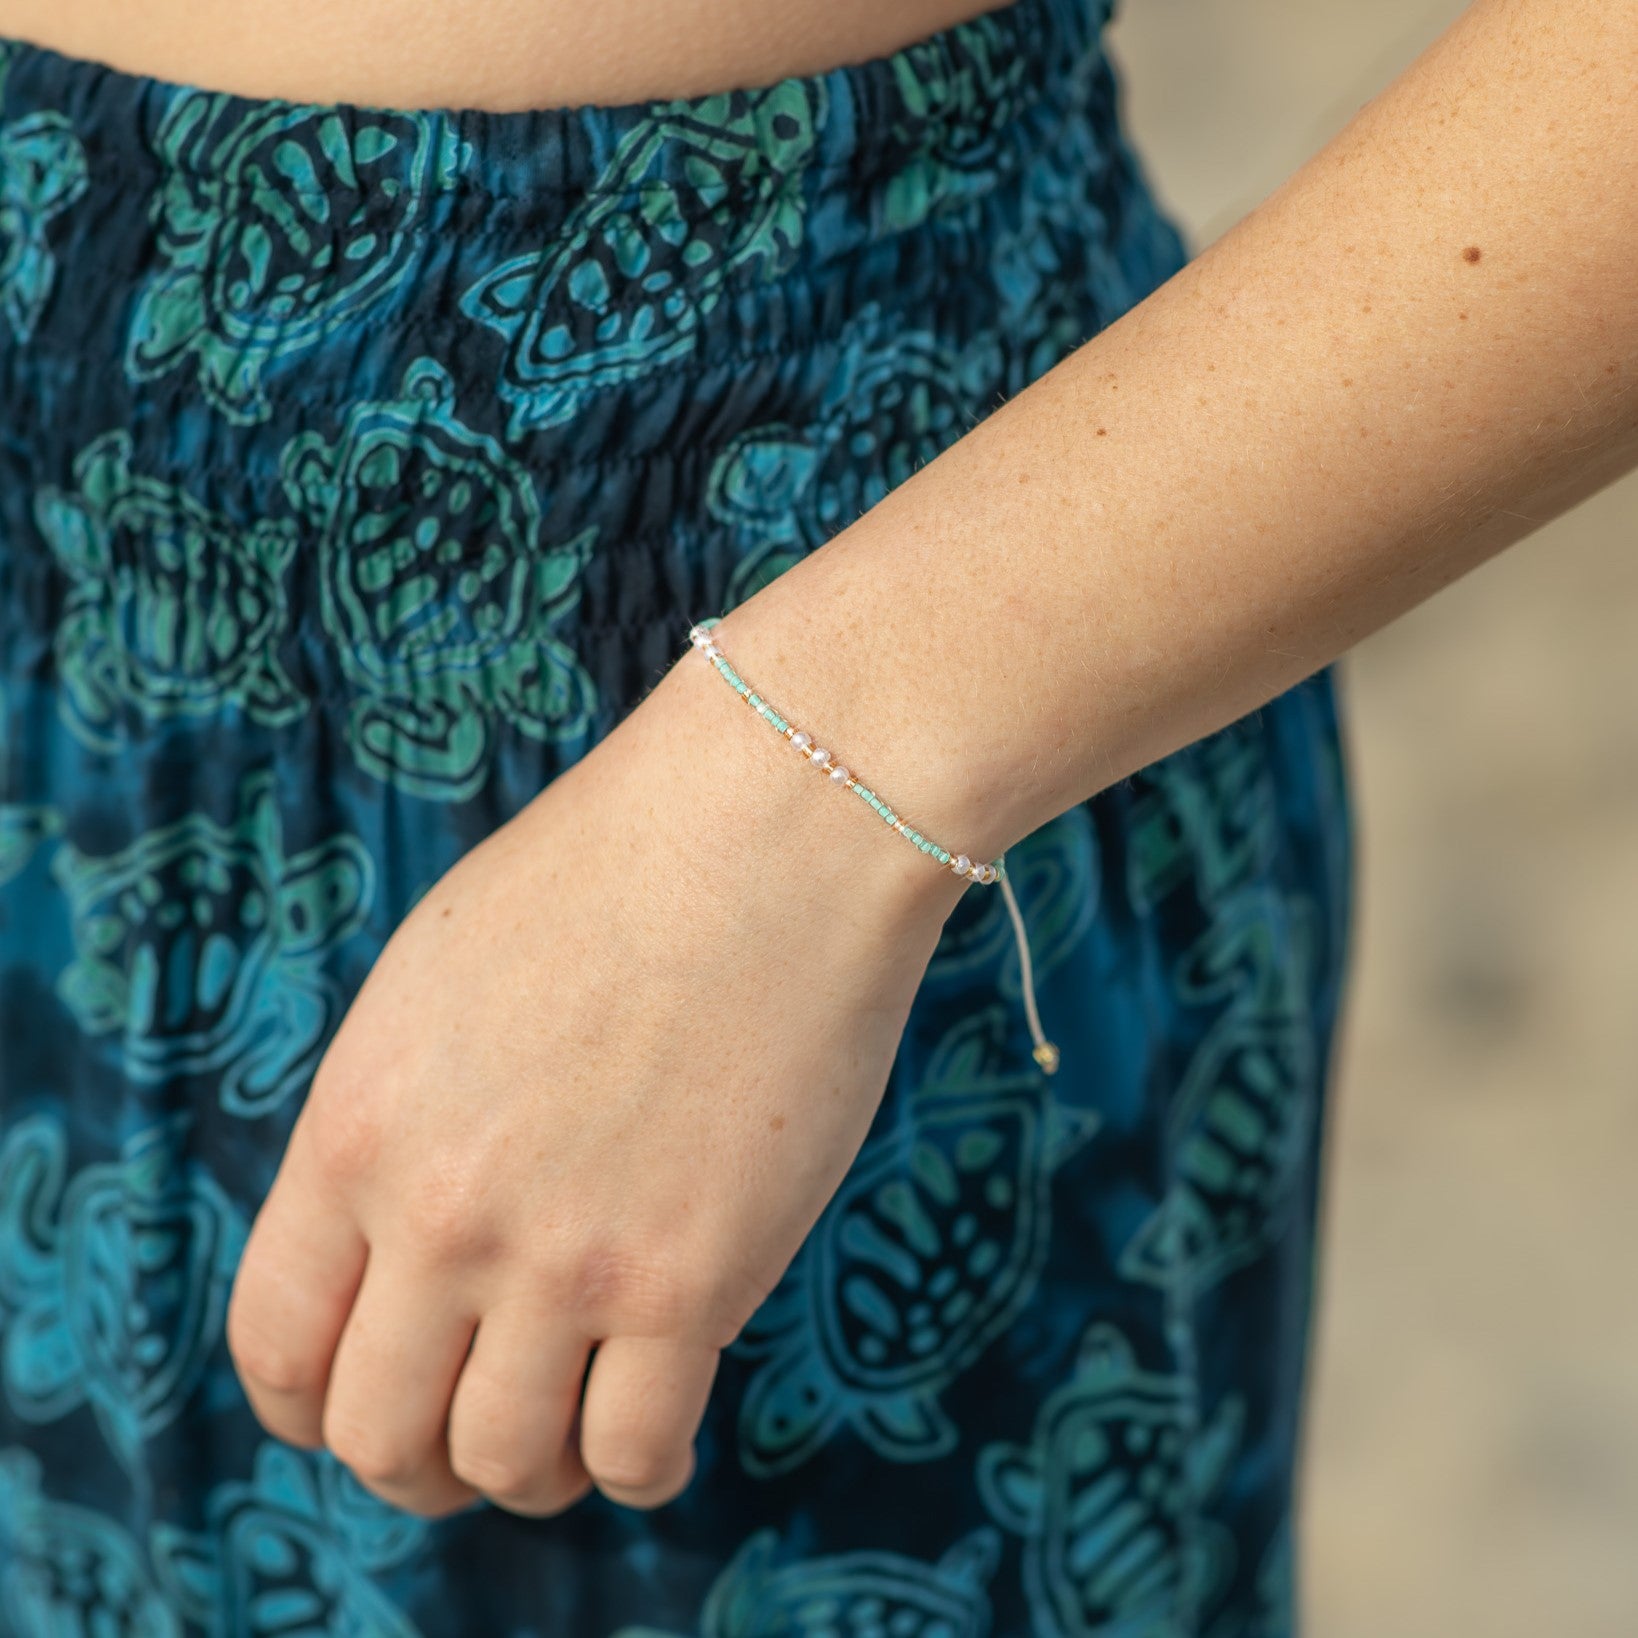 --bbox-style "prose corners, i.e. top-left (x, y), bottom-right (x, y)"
top-left (569, 635), bottom-right (972, 950)
top-left (701, 502), bottom-right (1063, 873)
